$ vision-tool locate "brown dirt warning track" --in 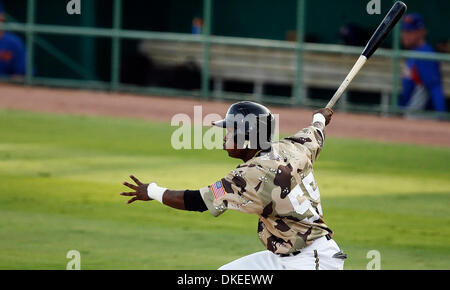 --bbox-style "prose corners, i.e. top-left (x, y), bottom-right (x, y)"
top-left (0, 83), bottom-right (449, 147)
